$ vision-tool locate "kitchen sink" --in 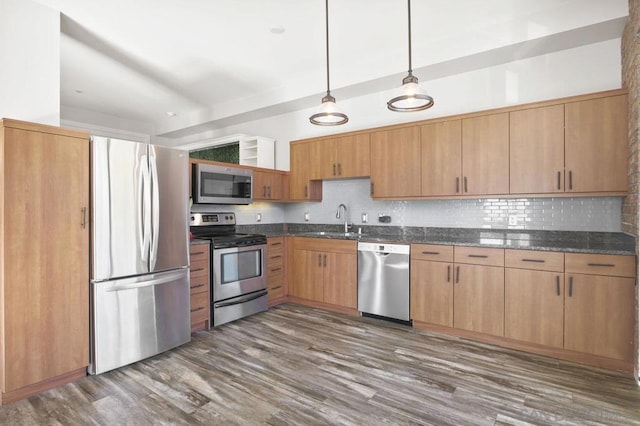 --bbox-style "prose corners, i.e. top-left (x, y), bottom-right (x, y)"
top-left (298, 231), bottom-right (364, 238)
